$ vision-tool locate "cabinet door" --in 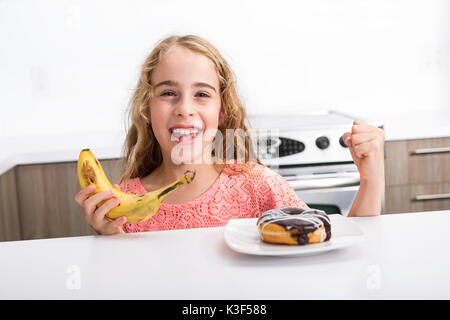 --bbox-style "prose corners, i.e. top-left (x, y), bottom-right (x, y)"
top-left (385, 183), bottom-right (450, 214)
top-left (410, 182), bottom-right (450, 213)
top-left (15, 159), bottom-right (122, 240)
top-left (408, 138), bottom-right (450, 185)
top-left (385, 137), bottom-right (450, 213)
top-left (385, 137), bottom-right (450, 186)
top-left (0, 168), bottom-right (22, 241)
top-left (385, 140), bottom-right (409, 186)
top-left (385, 185), bottom-right (408, 214)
